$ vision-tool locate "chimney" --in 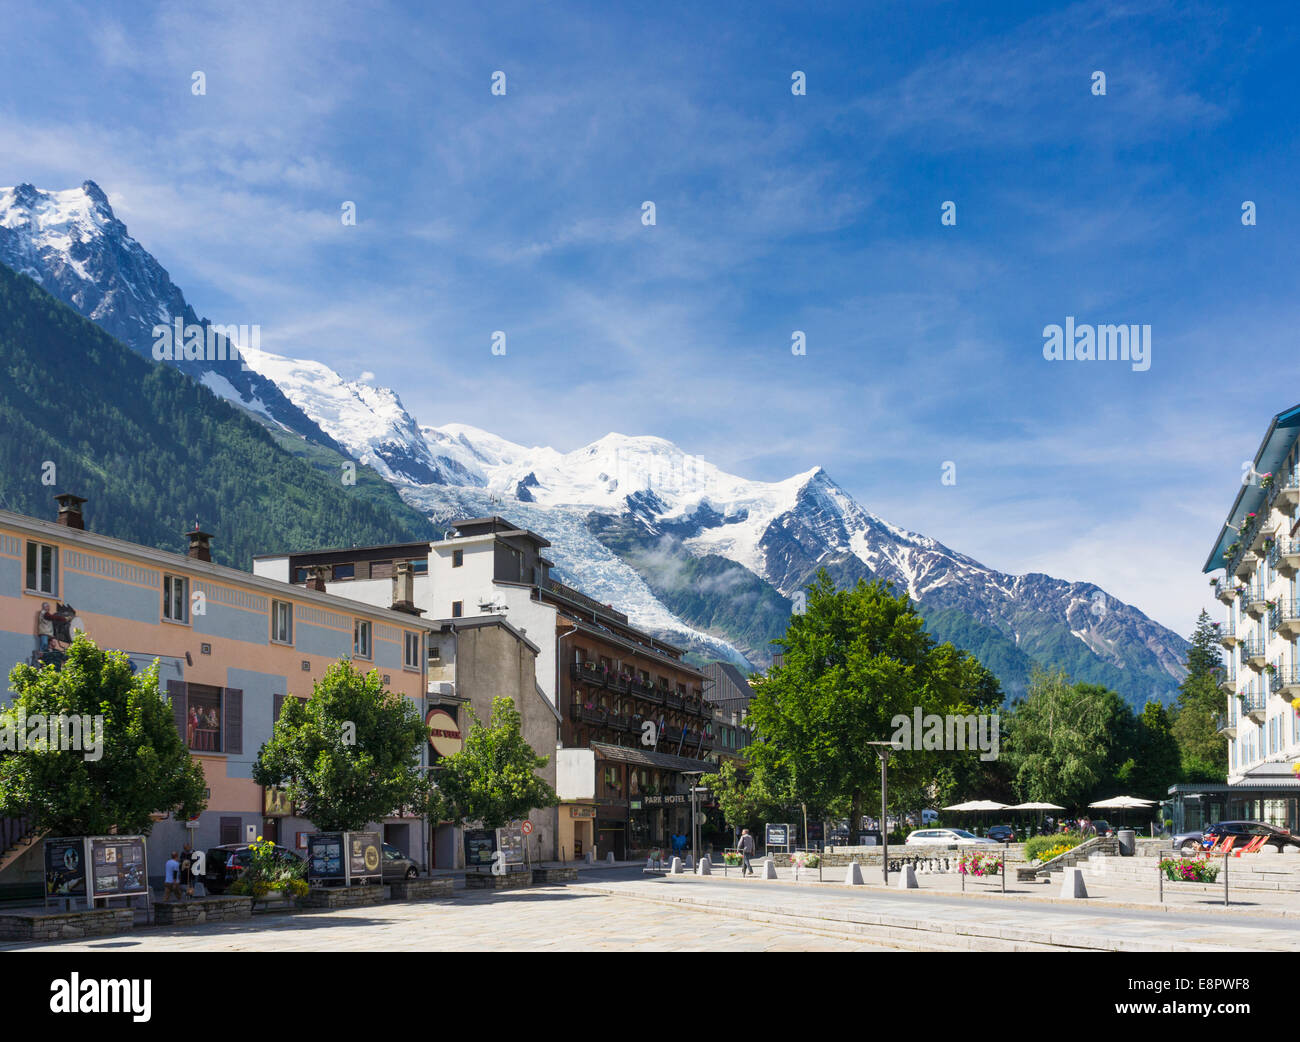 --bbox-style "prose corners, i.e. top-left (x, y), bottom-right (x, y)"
top-left (391, 560), bottom-right (425, 616)
top-left (54, 493), bottom-right (87, 530)
top-left (306, 564), bottom-right (330, 592)
top-left (186, 527), bottom-right (214, 562)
